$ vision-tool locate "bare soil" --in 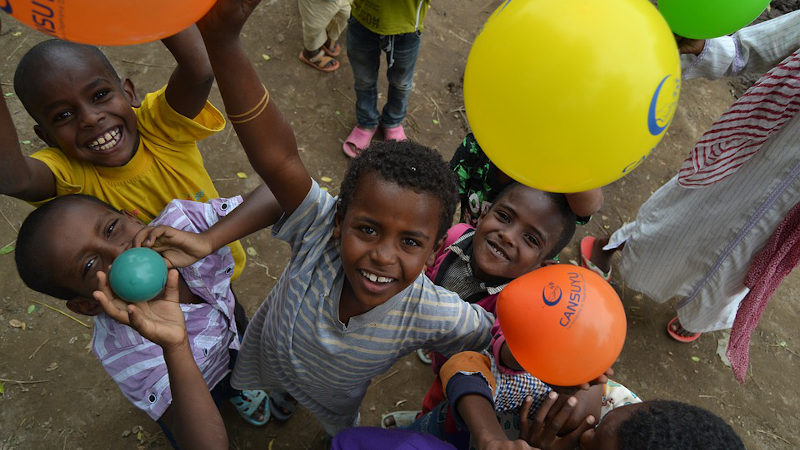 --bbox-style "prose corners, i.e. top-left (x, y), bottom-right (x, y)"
top-left (1, 1), bottom-right (798, 449)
